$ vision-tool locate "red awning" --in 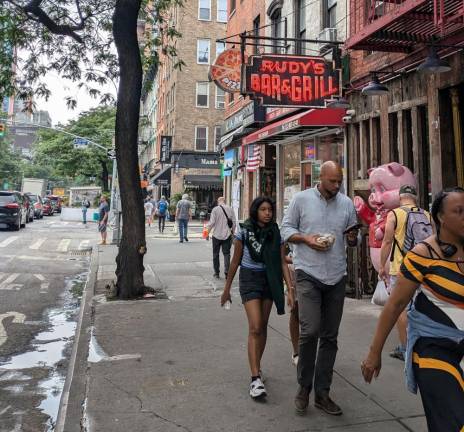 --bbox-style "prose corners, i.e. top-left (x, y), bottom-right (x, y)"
top-left (242, 108), bottom-right (345, 146)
